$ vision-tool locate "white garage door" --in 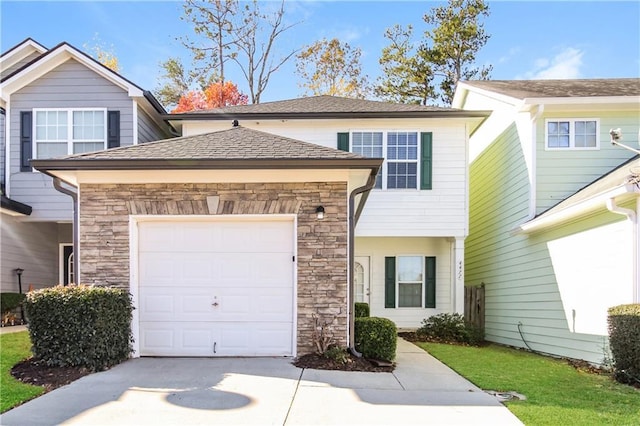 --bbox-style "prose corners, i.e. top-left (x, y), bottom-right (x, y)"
top-left (137, 219), bottom-right (295, 357)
